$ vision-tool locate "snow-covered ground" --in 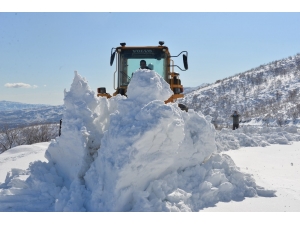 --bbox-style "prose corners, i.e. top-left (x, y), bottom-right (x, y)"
top-left (0, 142), bottom-right (49, 182)
top-left (203, 143), bottom-right (300, 212)
top-left (1, 141), bottom-right (300, 213)
top-left (1, 70), bottom-right (300, 216)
